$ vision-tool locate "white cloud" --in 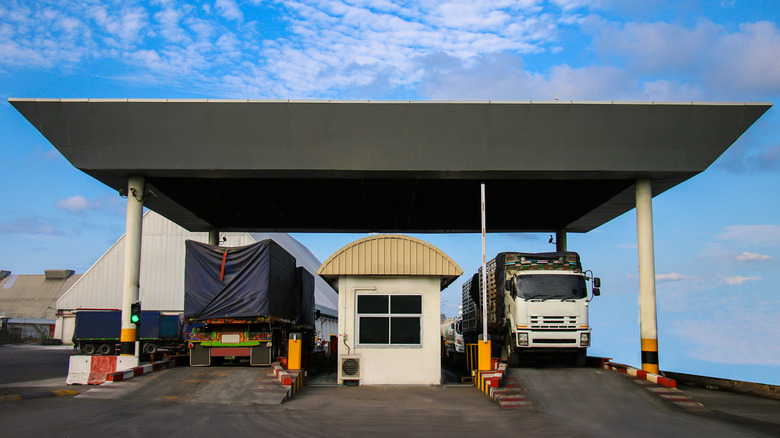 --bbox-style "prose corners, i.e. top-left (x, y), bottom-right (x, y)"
top-left (724, 275), bottom-right (762, 286)
top-left (734, 251), bottom-right (771, 261)
top-left (420, 52), bottom-right (635, 100)
top-left (716, 225), bottom-right (780, 246)
top-left (88, 5), bottom-right (148, 45)
top-left (55, 195), bottom-right (93, 213)
top-left (673, 313), bottom-right (780, 365)
top-left (2, 0), bottom-right (780, 105)
top-left (656, 272), bottom-right (691, 282)
top-left (54, 195), bottom-right (124, 216)
top-left (0, 217), bottom-right (61, 235)
top-left (589, 18), bottom-right (780, 98)
top-left (215, 0), bottom-right (242, 21)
